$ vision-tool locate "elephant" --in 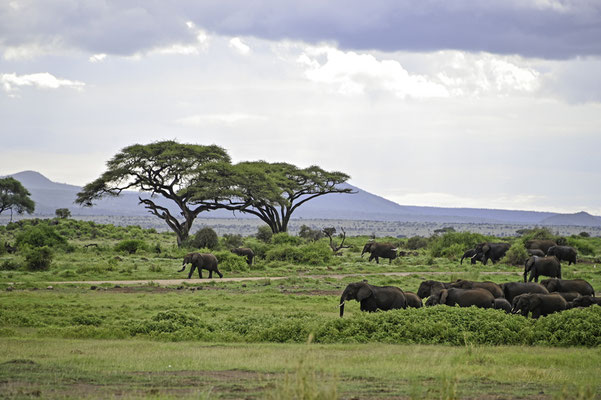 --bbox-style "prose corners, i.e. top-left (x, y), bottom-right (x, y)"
top-left (417, 280), bottom-right (452, 299)
top-left (473, 242), bottom-right (511, 265)
top-left (525, 239), bottom-right (557, 255)
top-left (339, 282), bottom-right (406, 317)
top-left (425, 287), bottom-right (495, 308)
top-left (569, 295), bottom-right (601, 308)
top-left (361, 242), bottom-right (398, 264)
top-left (460, 249), bottom-right (478, 265)
top-left (230, 247), bottom-right (254, 265)
top-left (527, 249), bottom-right (546, 257)
top-left (178, 253), bottom-right (223, 279)
top-left (546, 245), bottom-right (577, 265)
top-left (449, 279), bottom-right (504, 298)
top-left (539, 278), bottom-right (594, 297)
top-left (524, 256), bottom-right (561, 282)
top-left (511, 293), bottom-right (567, 318)
top-left (555, 292), bottom-right (581, 302)
top-left (404, 291), bottom-right (423, 308)
top-left (494, 298), bottom-right (512, 313)
top-left (502, 282), bottom-right (549, 304)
